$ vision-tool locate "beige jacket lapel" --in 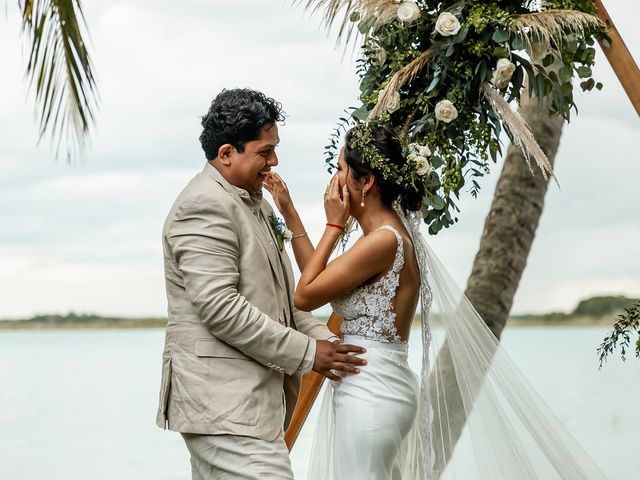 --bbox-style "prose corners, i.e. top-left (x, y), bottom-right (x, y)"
top-left (259, 203), bottom-right (296, 326)
top-left (202, 164), bottom-right (286, 292)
